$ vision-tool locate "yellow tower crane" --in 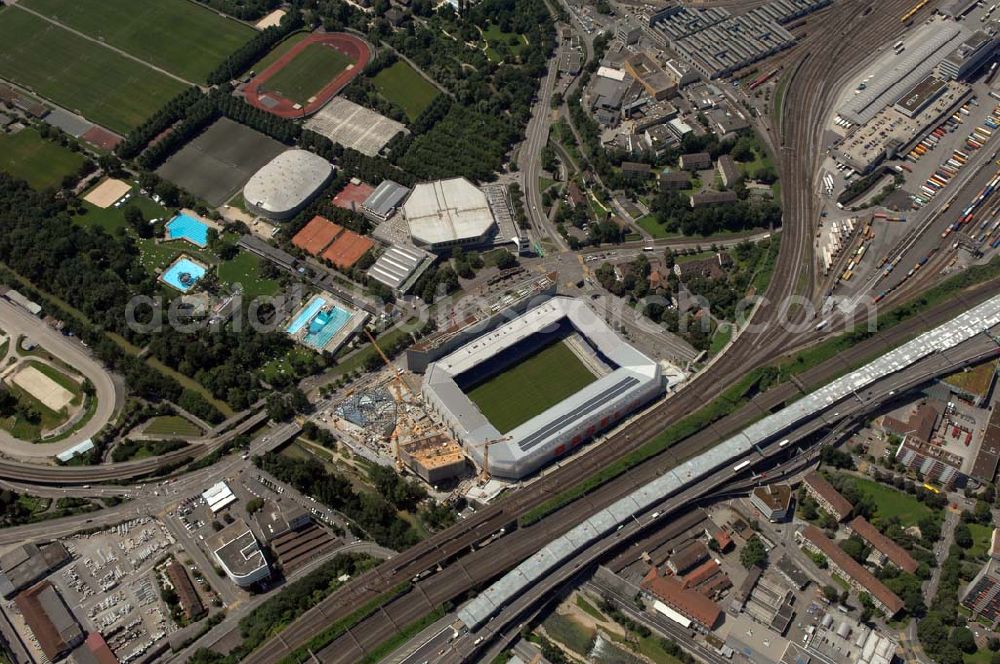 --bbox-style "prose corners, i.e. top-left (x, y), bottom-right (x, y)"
top-left (474, 436), bottom-right (512, 482)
